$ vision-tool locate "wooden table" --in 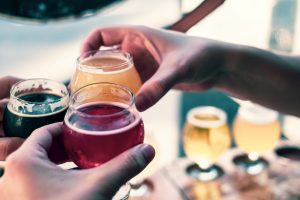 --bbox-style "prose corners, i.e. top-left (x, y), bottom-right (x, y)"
top-left (130, 143), bottom-right (300, 200)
